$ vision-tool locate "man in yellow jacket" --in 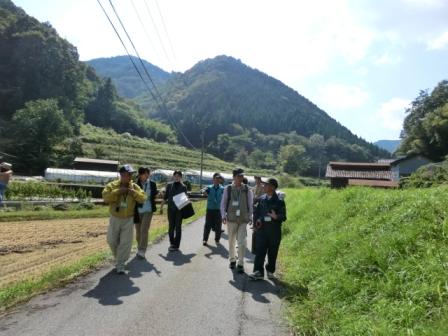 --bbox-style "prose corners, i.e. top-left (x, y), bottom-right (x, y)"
top-left (103, 164), bottom-right (146, 274)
